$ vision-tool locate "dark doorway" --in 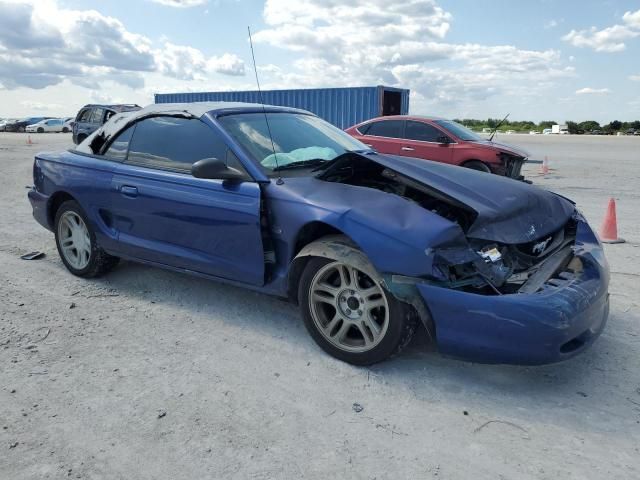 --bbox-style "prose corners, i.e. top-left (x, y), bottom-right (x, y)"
top-left (382, 90), bottom-right (402, 116)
